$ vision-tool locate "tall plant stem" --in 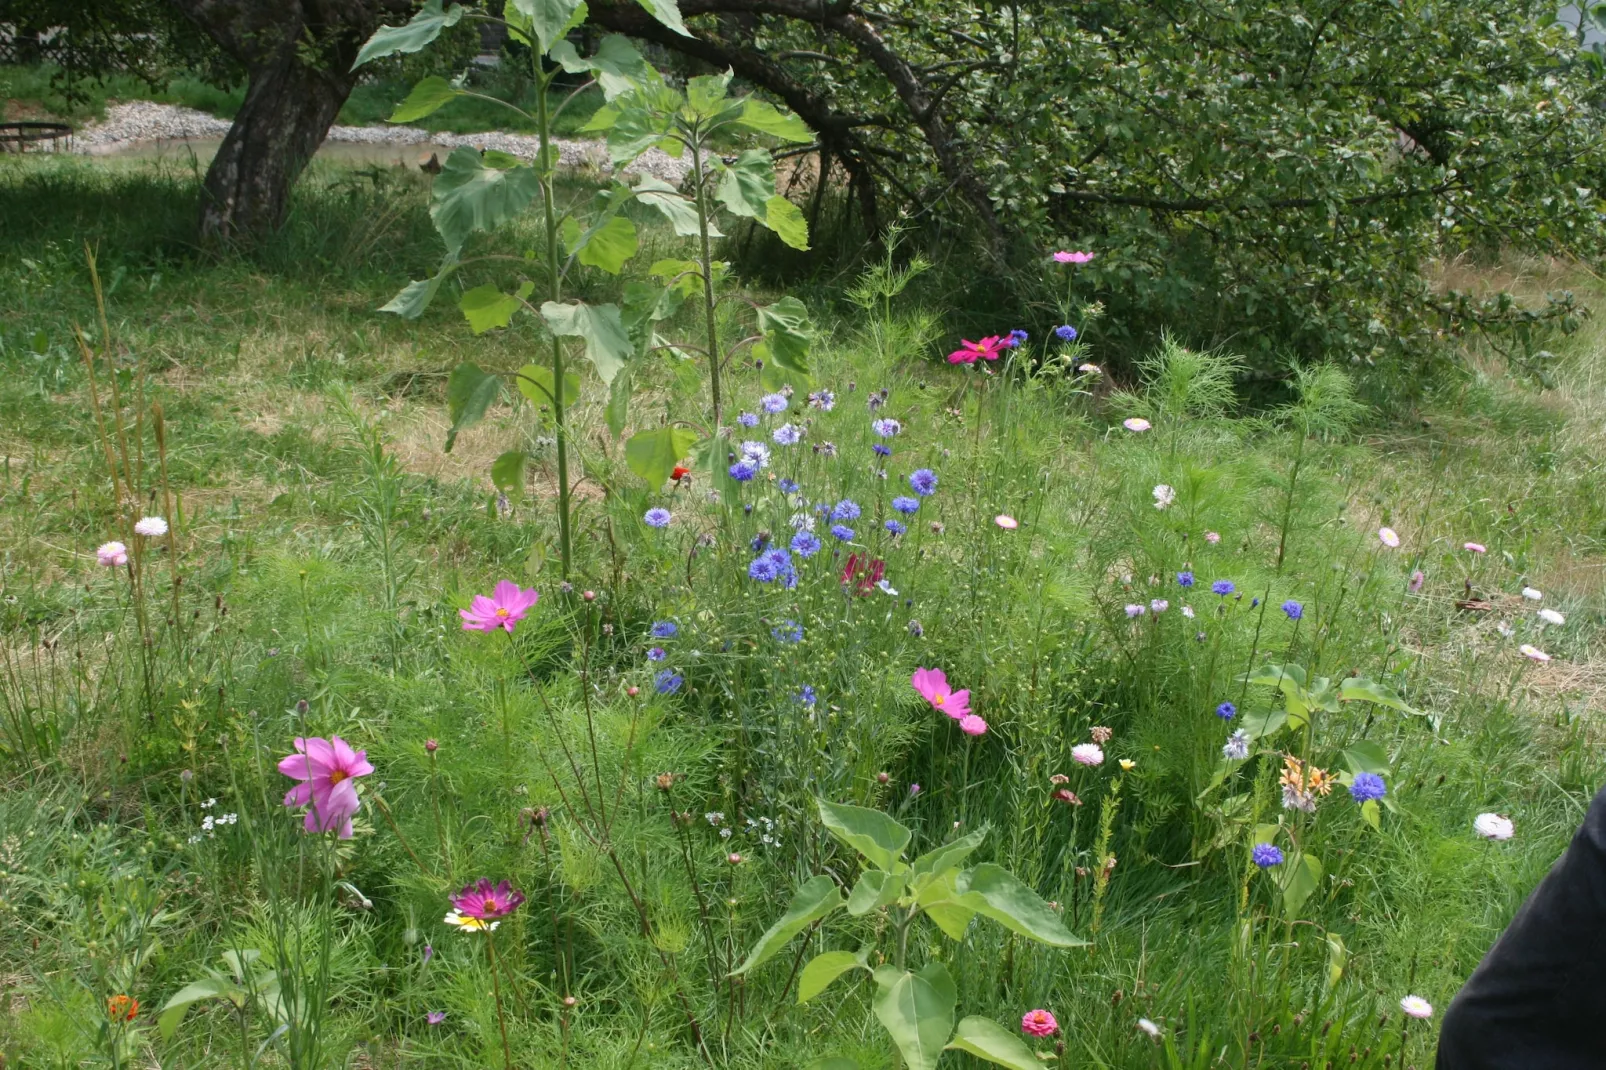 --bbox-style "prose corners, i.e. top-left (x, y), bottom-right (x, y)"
top-left (487, 931), bottom-right (514, 1070)
top-left (534, 62), bottom-right (573, 577)
top-left (690, 137), bottom-right (723, 429)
